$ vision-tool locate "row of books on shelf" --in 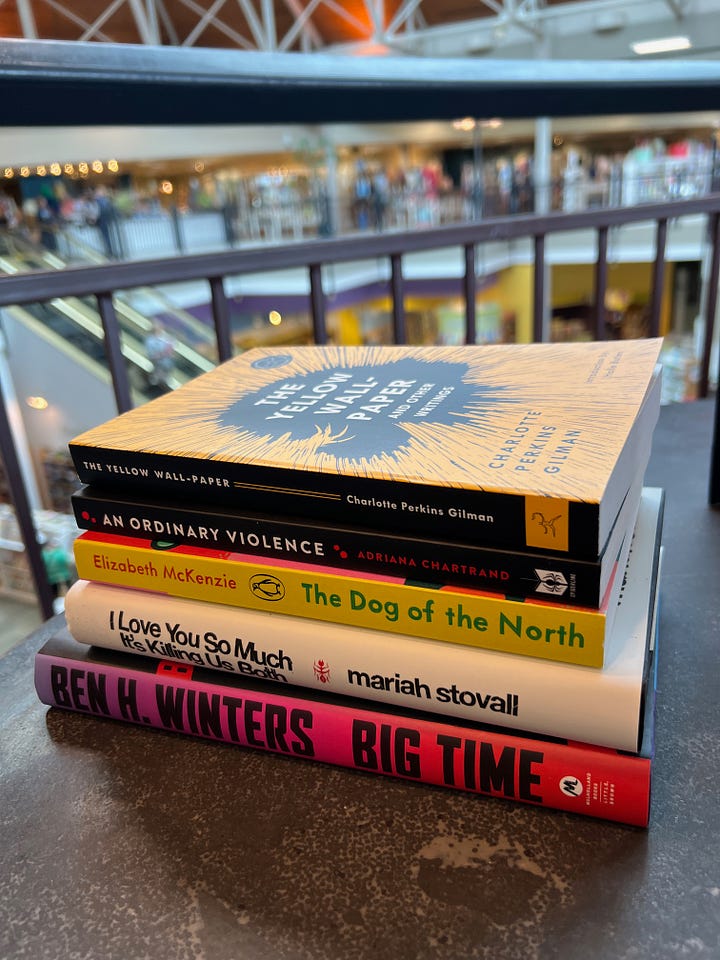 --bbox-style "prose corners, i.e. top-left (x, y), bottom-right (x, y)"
top-left (35, 340), bottom-right (665, 827)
